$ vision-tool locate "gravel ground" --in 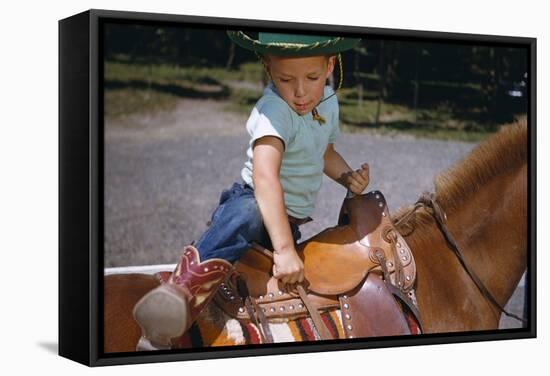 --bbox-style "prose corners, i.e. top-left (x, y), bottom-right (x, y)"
top-left (104, 97), bottom-right (526, 329)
